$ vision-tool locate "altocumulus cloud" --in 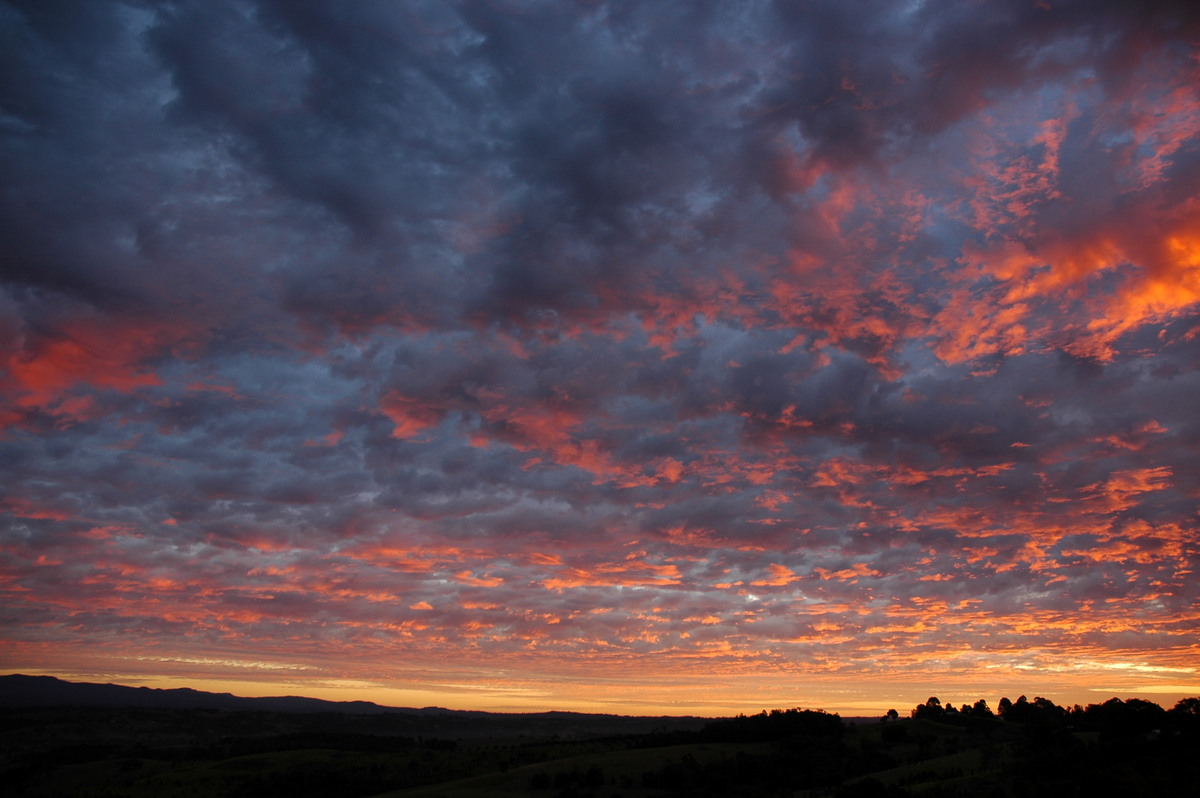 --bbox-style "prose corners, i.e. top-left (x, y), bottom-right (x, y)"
top-left (1, 0), bottom-right (1199, 714)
